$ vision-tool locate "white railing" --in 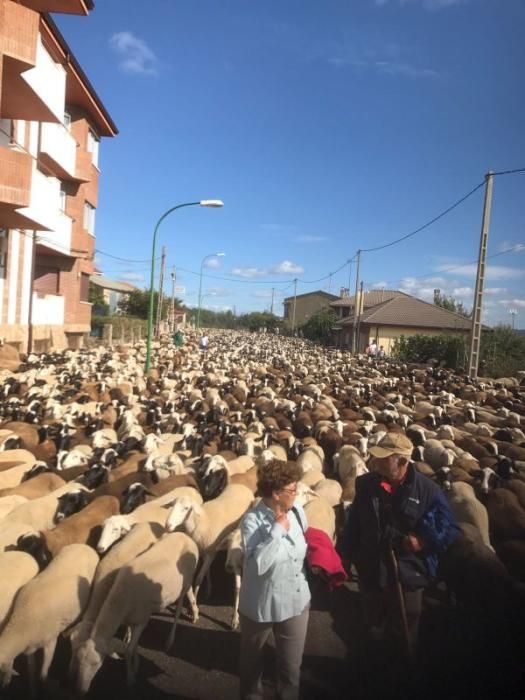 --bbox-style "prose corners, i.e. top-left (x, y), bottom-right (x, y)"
top-left (37, 211), bottom-right (72, 255)
top-left (40, 122), bottom-right (77, 177)
top-left (21, 37), bottom-right (66, 123)
top-left (31, 293), bottom-right (64, 325)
